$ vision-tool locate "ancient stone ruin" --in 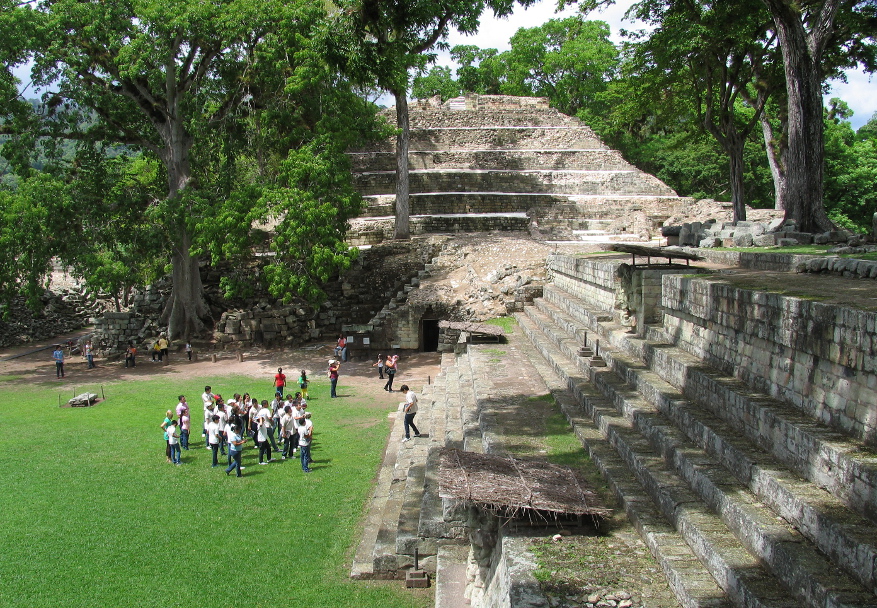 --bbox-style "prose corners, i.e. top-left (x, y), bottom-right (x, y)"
top-left (347, 94), bottom-right (689, 244)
